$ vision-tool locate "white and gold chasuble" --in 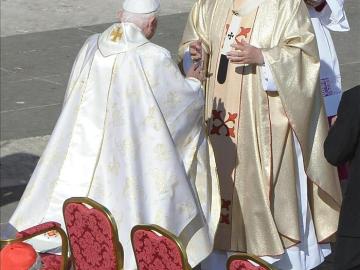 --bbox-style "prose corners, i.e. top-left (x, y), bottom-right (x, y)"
top-left (10, 23), bottom-right (221, 270)
top-left (179, 0), bottom-right (342, 264)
